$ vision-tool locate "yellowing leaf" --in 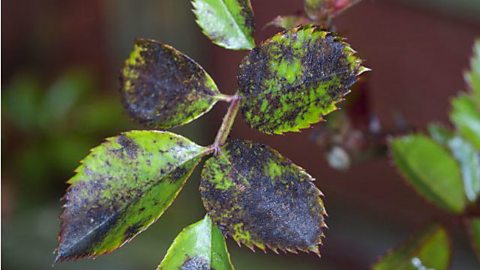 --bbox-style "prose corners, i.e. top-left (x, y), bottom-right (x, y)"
top-left (55, 131), bottom-right (207, 261)
top-left (120, 39), bottom-right (222, 129)
top-left (200, 140), bottom-right (326, 254)
top-left (237, 25), bottom-right (367, 134)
